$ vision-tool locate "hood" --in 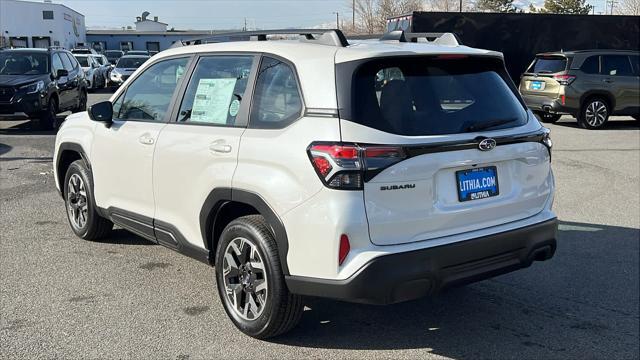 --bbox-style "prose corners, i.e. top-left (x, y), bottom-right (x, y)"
top-left (0, 74), bottom-right (48, 87)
